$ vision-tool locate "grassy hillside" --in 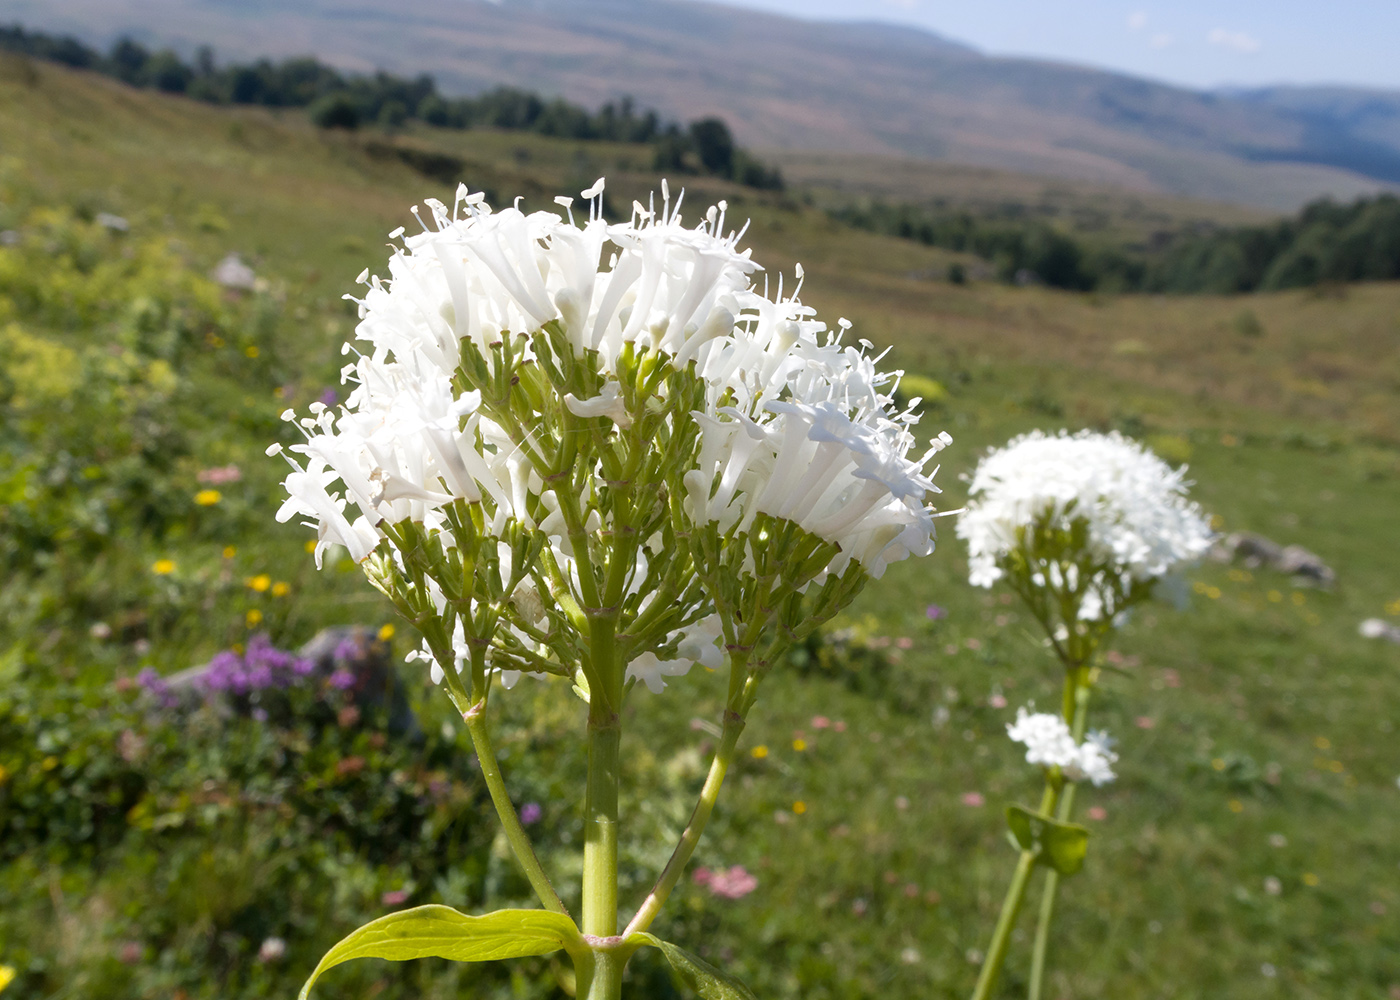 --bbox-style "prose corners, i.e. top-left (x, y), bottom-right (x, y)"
top-left (9, 0), bottom-right (1400, 208)
top-left (2, 55), bottom-right (1399, 1000)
